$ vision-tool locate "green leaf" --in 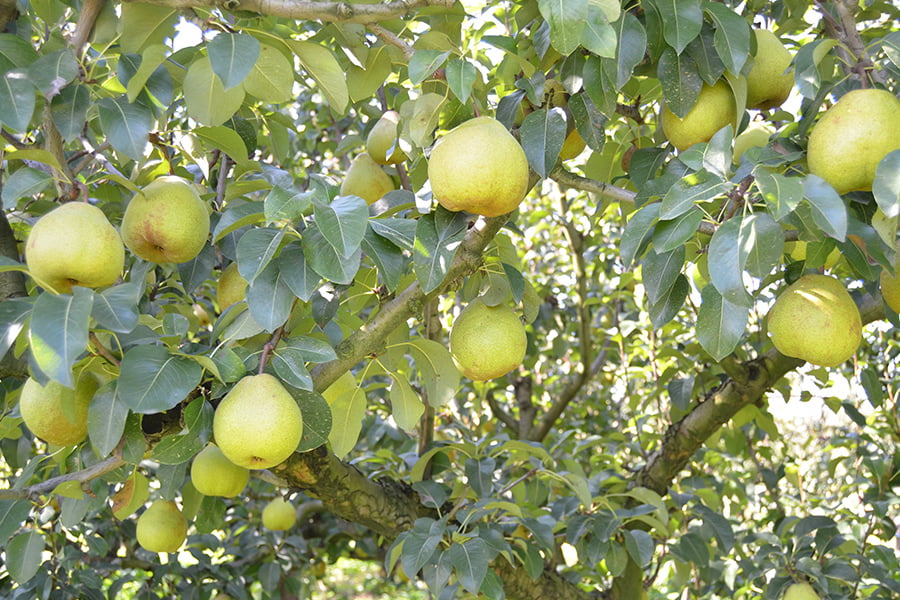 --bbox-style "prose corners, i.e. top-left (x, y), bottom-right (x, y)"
top-left (794, 515), bottom-right (837, 539)
top-left (742, 213), bottom-right (784, 278)
top-left (445, 57), bottom-right (477, 103)
top-left (87, 382), bottom-right (129, 458)
top-left (28, 288), bottom-right (93, 387)
top-left (803, 174), bottom-right (848, 241)
top-left (369, 218), bottom-right (417, 252)
top-left (448, 538), bottom-right (490, 595)
top-left (294, 389), bottom-right (332, 452)
top-left (265, 187), bottom-right (312, 224)
top-left (208, 32), bottom-right (260, 90)
top-left (117, 3), bottom-right (177, 54)
top-left (117, 345), bottom-right (203, 414)
top-left (193, 126), bottom-right (256, 168)
top-left (624, 529), bottom-right (655, 567)
top-left (0, 500), bottom-right (31, 547)
top-left (314, 195), bottom-right (369, 259)
top-left (399, 92), bottom-right (444, 147)
top-left (657, 47), bottom-right (701, 119)
top-left (694, 504), bottom-right (734, 552)
top-left (5, 530), bottom-right (44, 584)
top-left (873, 149), bottom-right (900, 219)
top-left (246, 262), bottom-right (294, 332)
top-left (413, 207), bottom-right (468, 294)
top-left (212, 201), bottom-right (265, 242)
top-left (0, 34), bottom-right (39, 71)
top-left (50, 84), bottom-right (90, 142)
top-left (362, 228), bottom-right (405, 292)
top-left (409, 49), bottom-right (450, 85)
top-left (328, 386), bottom-right (367, 459)
top-left (686, 27), bottom-right (726, 87)
top-left (708, 217), bottom-right (752, 306)
top-left (0, 298), bottom-right (30, 358)
top-left (607, 12), bottom-right (647, 90)
top-left (1, 167), bottom-right (53, 209)
top-left (568, 92), bottom-right (607, 152)
top-left (347, 46), bottom-right (392, 103)
top-left (123, 45), bottom-right (168, 103)
top-left (653, 0), bottom-right (702, 54)
top-left (755, 168), bottom-right (803, 221)
top-left (649, 273), bottom-right (688, 328)
top-left (696, 284), bottom-right (749, 361)
top-left (97, 96), bottom-right (152, 161)
top-left (242, 43), bottom-right (294, 103)
top-left (271, 343), bottom-right (312, 391)
top-left (301, 222), bottom-right (362, 285)
top-left (520, 107), bottom-right (567, 178)
top-left (92, 283), bottom-right (140, 334)
top-left (792, 39), bottom-right (838, 99)
top-left (672, 531), bottom-right (709, 566)
top-left (288, 40), bottom-right (349, 113)
top-left (390, 375), bottom-right (424, 432)
top-left (538, 0), bottom-right (588, 55)
top-left (406, 338), bottom-right (461, 407)
top-left (28, 48), bottom-right (78, 98)
top-left (621, 203), bottom-right (660, 265)
top-left (660, 172), bottom-right (729, 219)
top-left (653, 208), bottom-right (703, 253)
top-left (703, 1), bottom-right (751, 75)
top-left (183, 57), bottom-right (245, 127)
top-left (0, 70), bottom-right (36, 132)
top-left (642, 246), bottom-right (684, 305)
top-left (152, 397), bottom-right (212, 464)
top-left (236, 227), bottom-right (285, 285)
top-left (582, 3), bottom-right (617, 58)
top-left (277, 242), bottom-right (320, 302)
